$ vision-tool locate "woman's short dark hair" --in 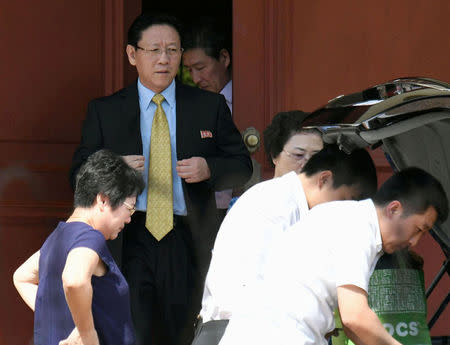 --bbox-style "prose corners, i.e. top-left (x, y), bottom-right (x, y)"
top-left (373, 167), bottom-right (448, 223)
top-left (263, 110), bottom-right (315, 167)
top-left (127, 13), bottom-right (182, 48)
top-left (74, 150), bottom-right (145, 209)
top-left (302, 145), bottom-right (378, 200)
